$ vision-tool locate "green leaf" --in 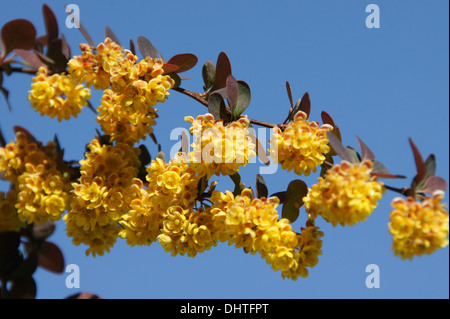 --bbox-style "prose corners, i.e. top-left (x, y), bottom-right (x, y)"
top-left (208, 92), bottom-right (228, 122)
top-left (196, 175), bottom-right (208, 200)
top-left (424, 154), bottom-right (436, 182)
top-left (282, 180), bottom-right (308, 223)
top-left (346, 146), bottom-right (361, 163)
top-left (42, 4), bottom-right (59, 42)
top-left (202, 60), bottom-right (215, 91)
top-left (168, 72), bottom-right (181, 89)
top-left (167, 53), bottom-right (198, 73)
top-left (1, 19), bottom-right (36, 57)
top-left (255, 174), bottom-right (268, 199)
top-left (38, 241), bottom-right (65, 274)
